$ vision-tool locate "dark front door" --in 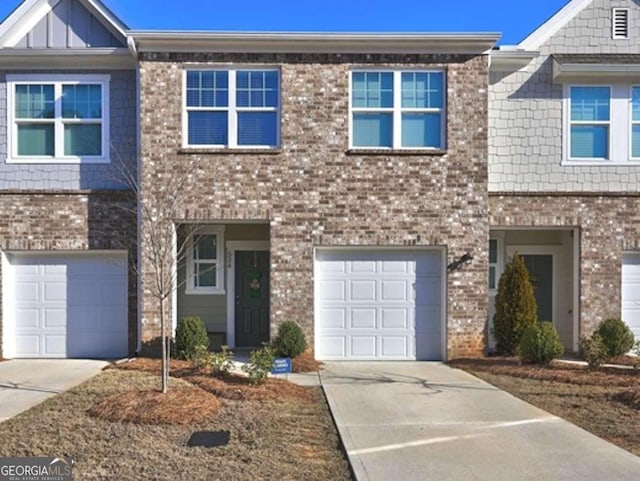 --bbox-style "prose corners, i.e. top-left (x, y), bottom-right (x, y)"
top-left (522, 255), bottom-right (553, 322)
top-left (235, 251), bottom-right (270, 347)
